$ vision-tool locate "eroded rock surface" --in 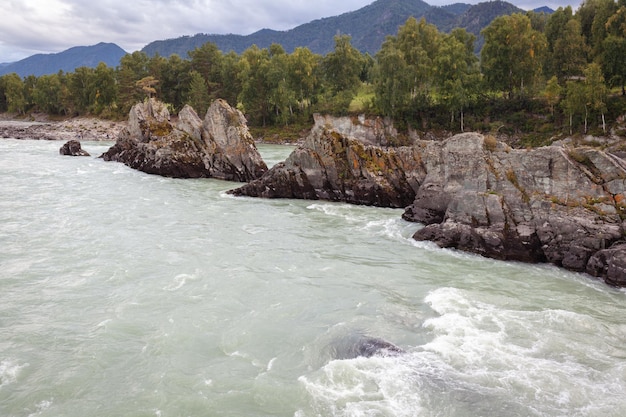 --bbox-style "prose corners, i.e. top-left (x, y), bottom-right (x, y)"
top-left (404, 133), bottom-right (626, 286)
top-left (228, 120), bottom-right (424, 207)
top-left (230, 123), bottom-right (626, 286)
top-left (101, 99), bottom-right (267, 181)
